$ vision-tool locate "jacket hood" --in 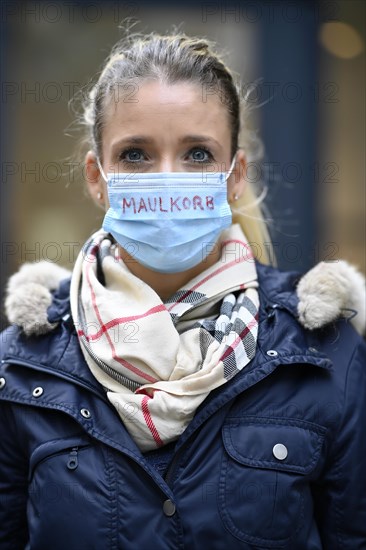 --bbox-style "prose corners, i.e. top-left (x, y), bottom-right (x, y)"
top-left (3, 259), bottom-right (366, 337)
